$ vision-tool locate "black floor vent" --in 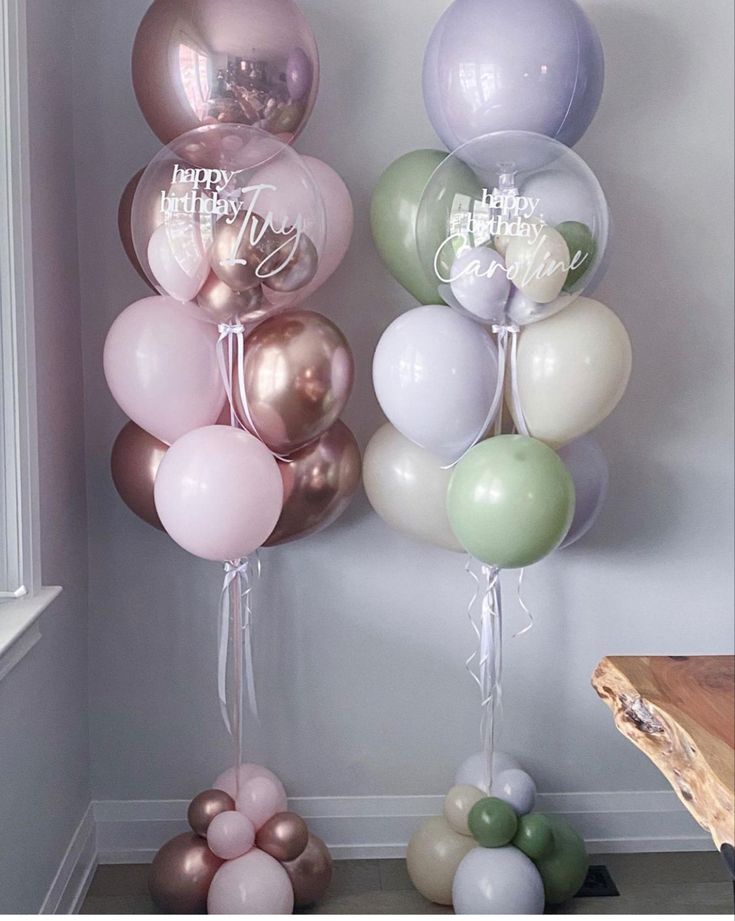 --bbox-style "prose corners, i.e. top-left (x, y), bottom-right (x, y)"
top-left (575, 864), bottom-right (620, 898)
